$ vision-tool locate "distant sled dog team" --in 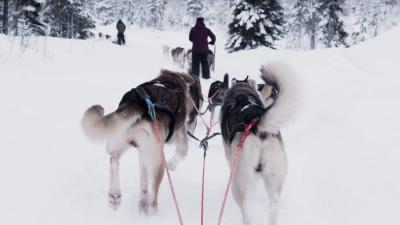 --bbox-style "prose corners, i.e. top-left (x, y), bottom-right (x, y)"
top-left (82, 17), bottom-right (299, 225)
